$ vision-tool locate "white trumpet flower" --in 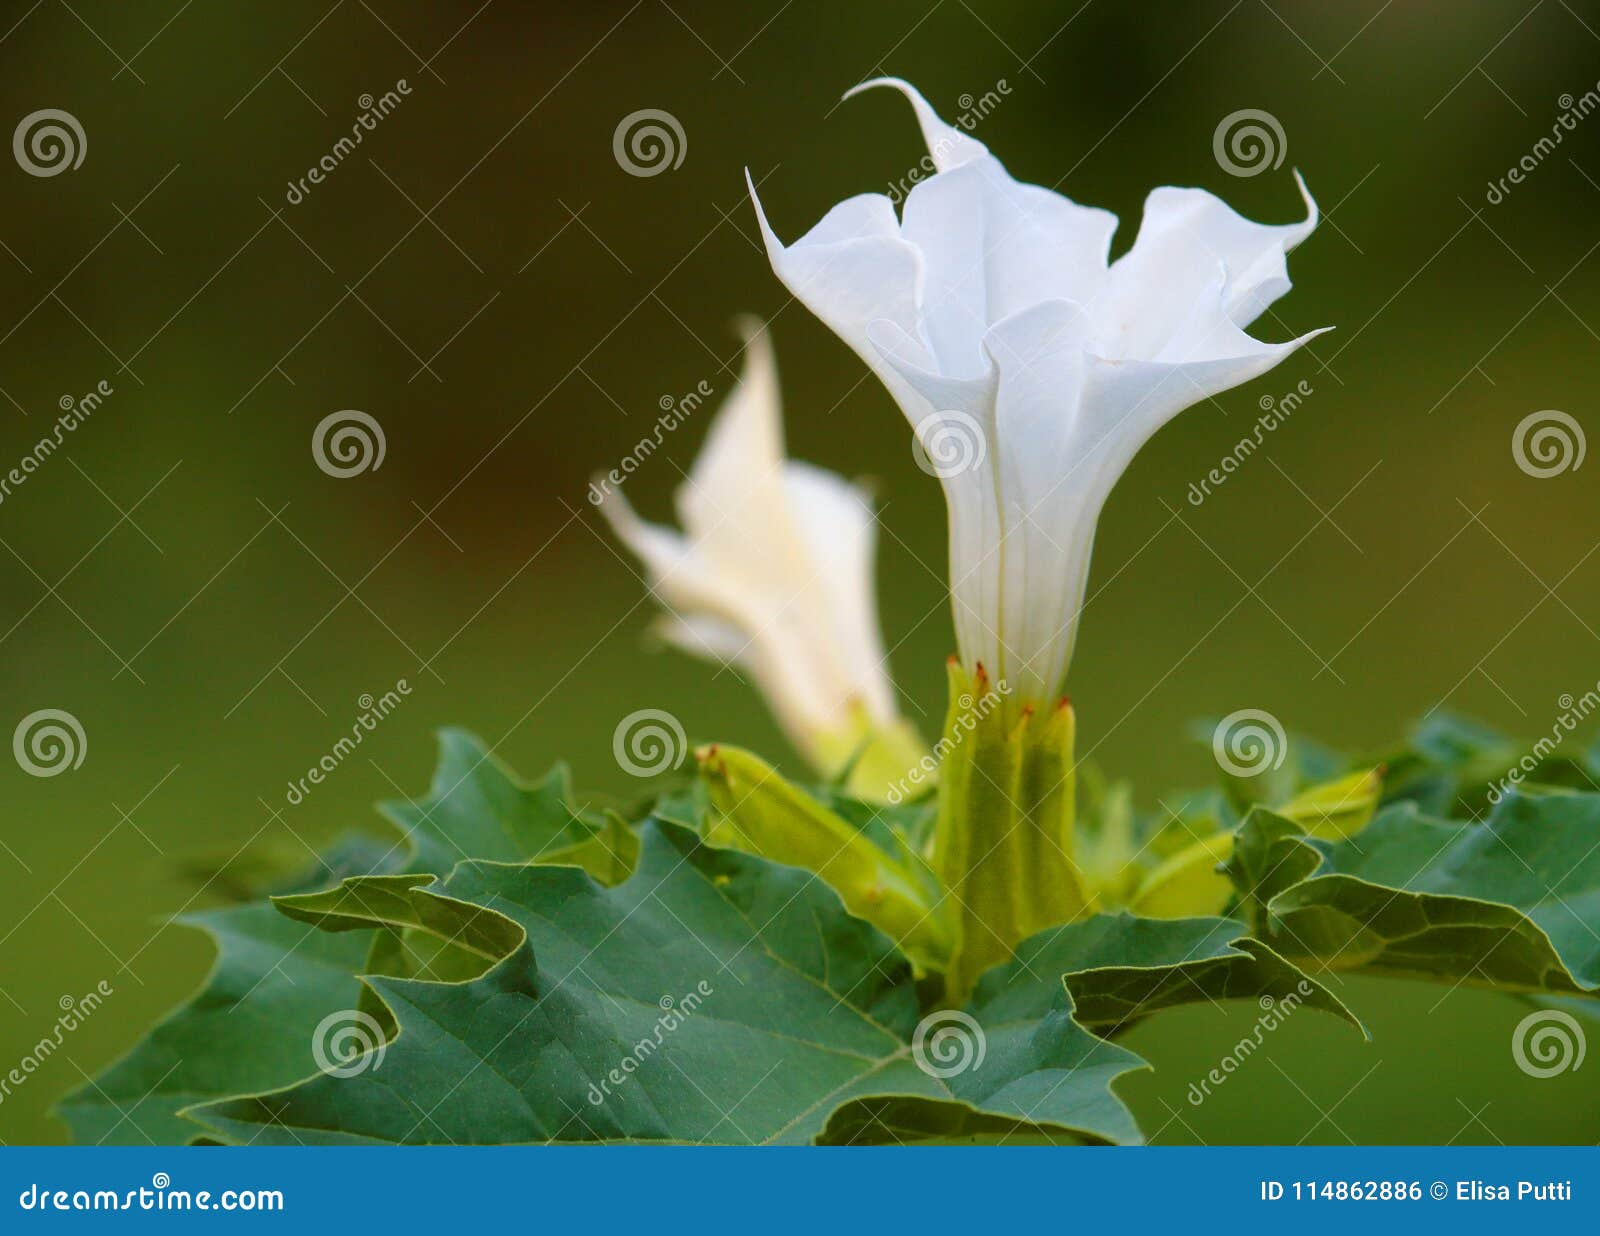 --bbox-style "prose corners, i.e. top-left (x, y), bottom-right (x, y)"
top-left (750, 78), bottom-right (1327, 703)
top-left (596, 321), bottom-right (924, 795)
